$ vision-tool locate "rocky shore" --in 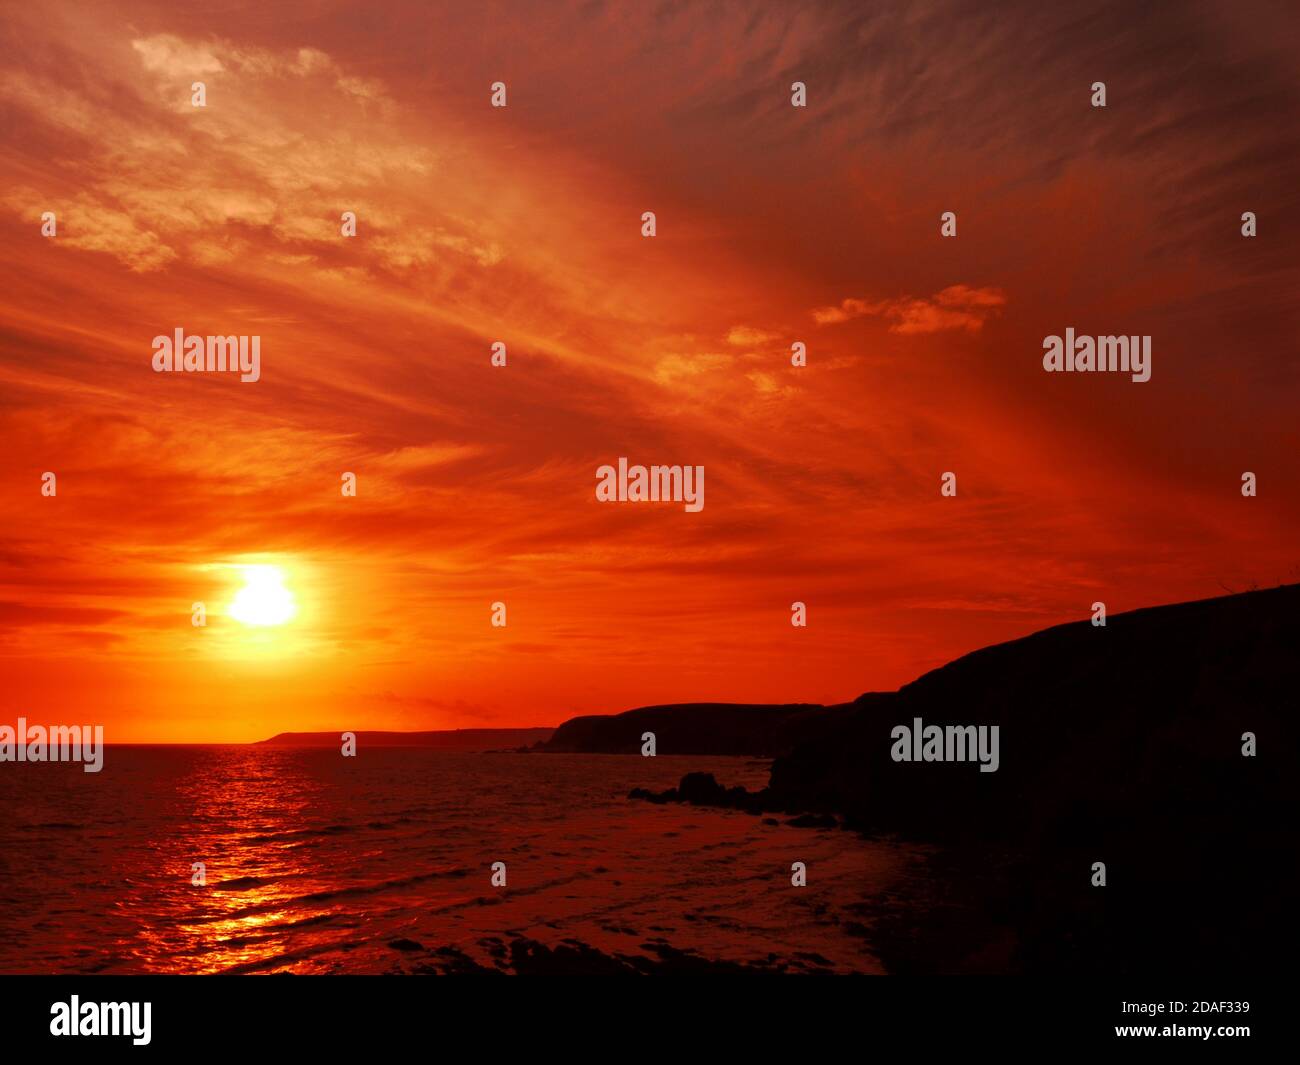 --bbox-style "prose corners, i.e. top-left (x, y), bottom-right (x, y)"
top-left (613, 585), bottom-right (1299, 972)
